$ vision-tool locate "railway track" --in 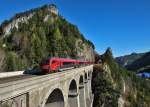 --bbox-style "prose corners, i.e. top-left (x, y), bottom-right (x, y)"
top-left (0, 65), bottom-right (87, 84)
top-left (0, 75), bottom-right (36, 84)
top-left (0, 69), bottom-right (70, 84)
